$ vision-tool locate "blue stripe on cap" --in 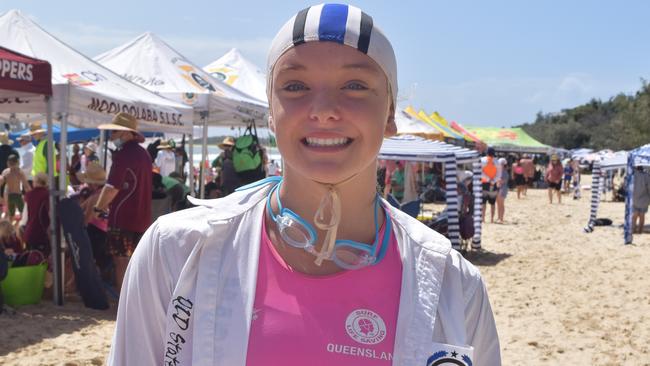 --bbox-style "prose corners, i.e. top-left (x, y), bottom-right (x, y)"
top-left (318, 4), bottom-right (348, 43)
